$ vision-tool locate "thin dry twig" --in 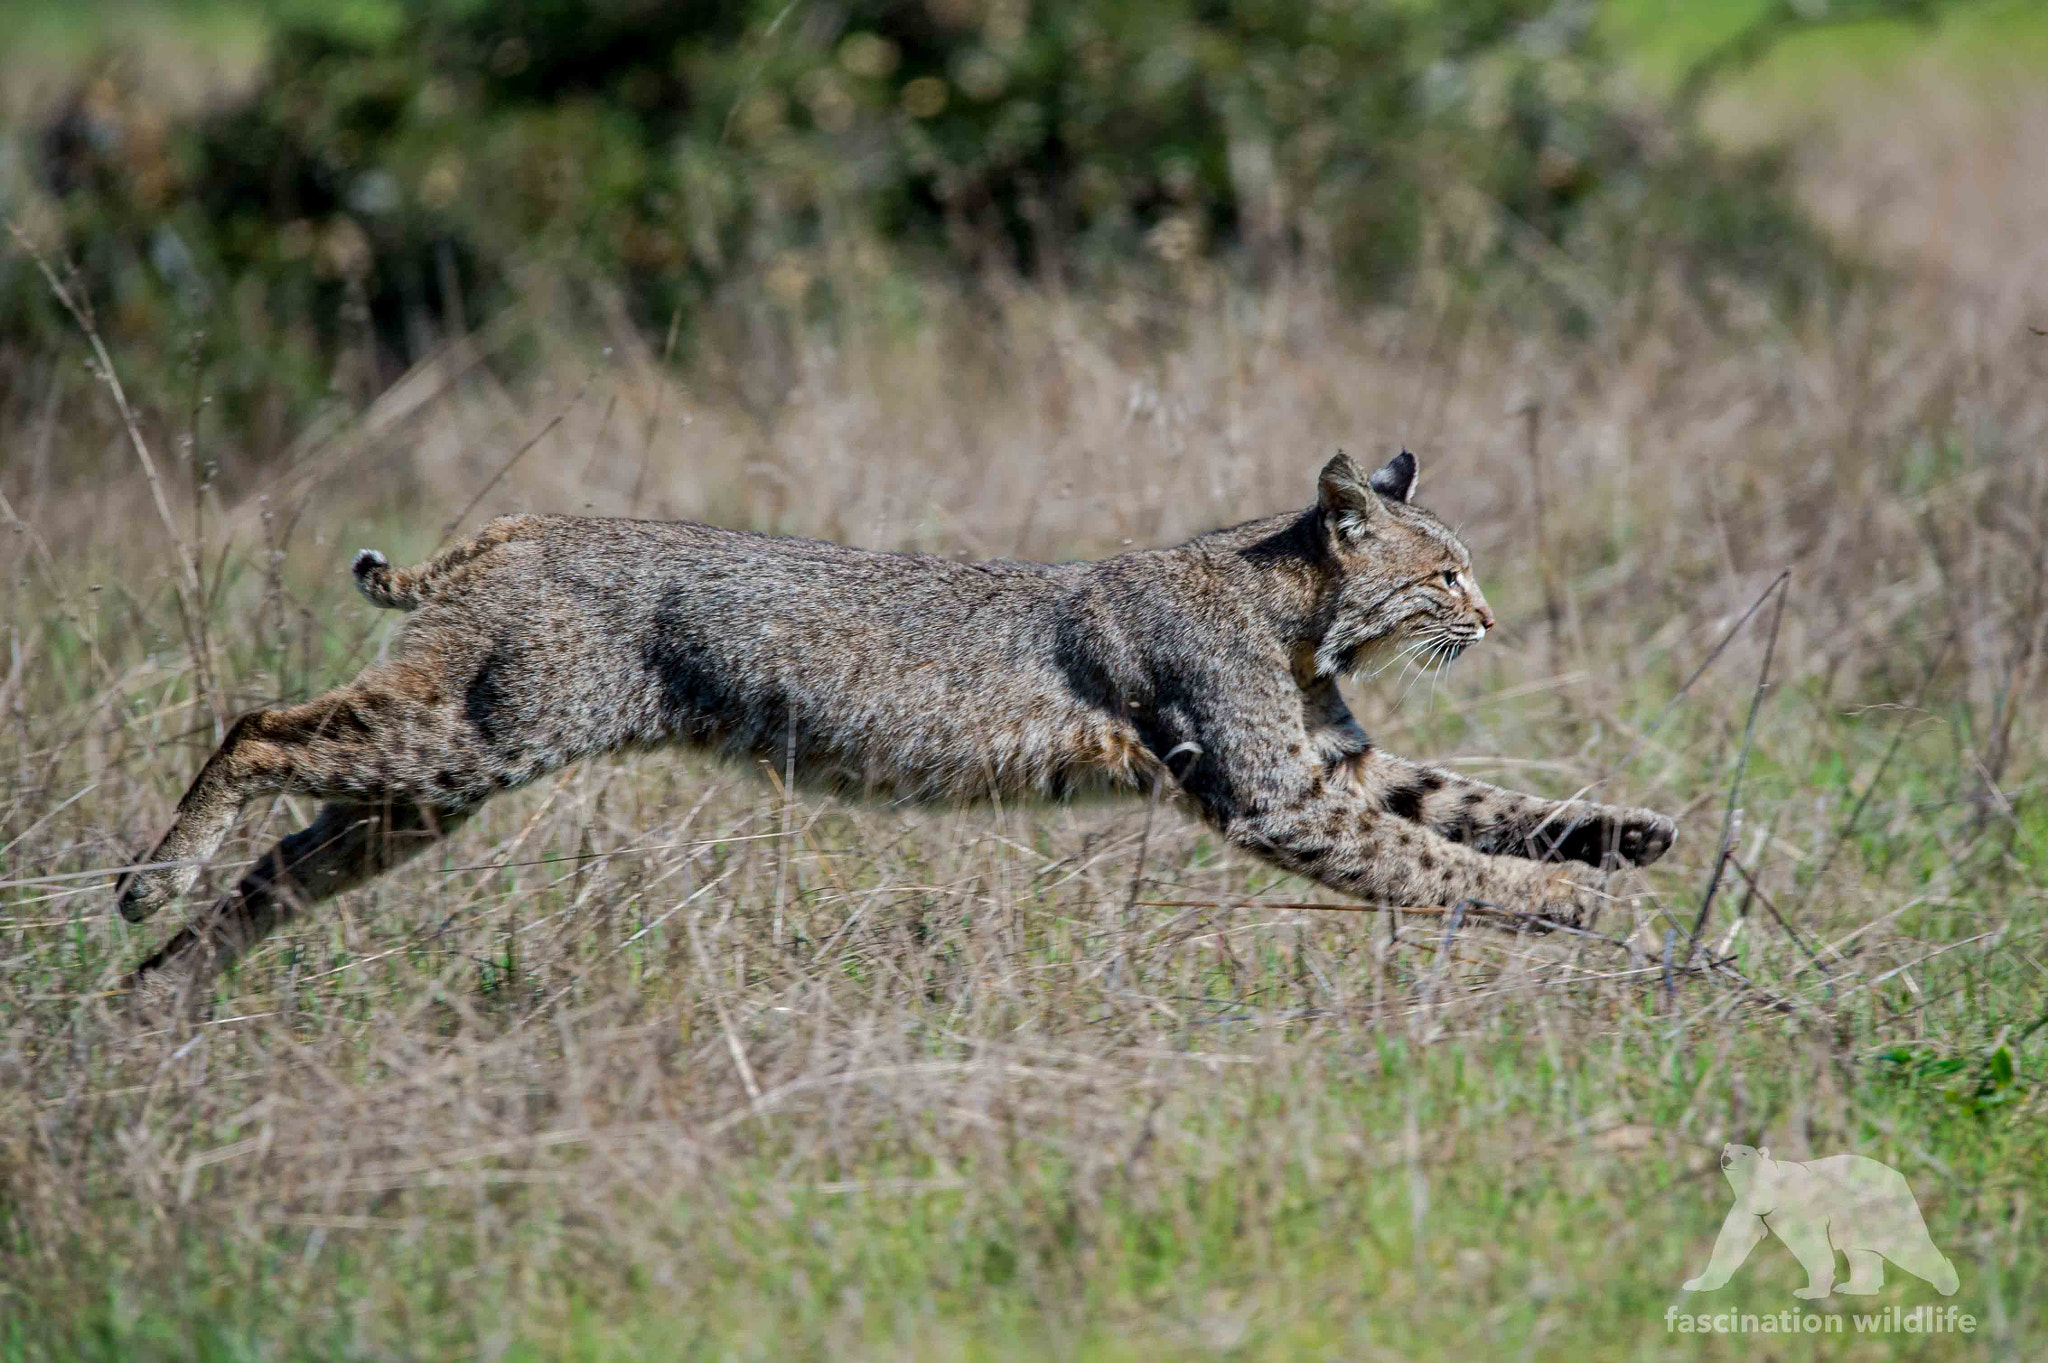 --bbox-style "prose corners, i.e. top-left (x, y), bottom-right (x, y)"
top-left (8, 220), bottom-right (222, 727)
top-left (1728, 856), bottom-right (1833, 1000)
top-left (438, 379), bottom-right (591, 548)
top-left (1684, 570), bottom-right (1791, 967)
top-left (1590, 567), bottom-right (1796, 799)
top-left (1802, 630), bottom-right (1955, 905)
